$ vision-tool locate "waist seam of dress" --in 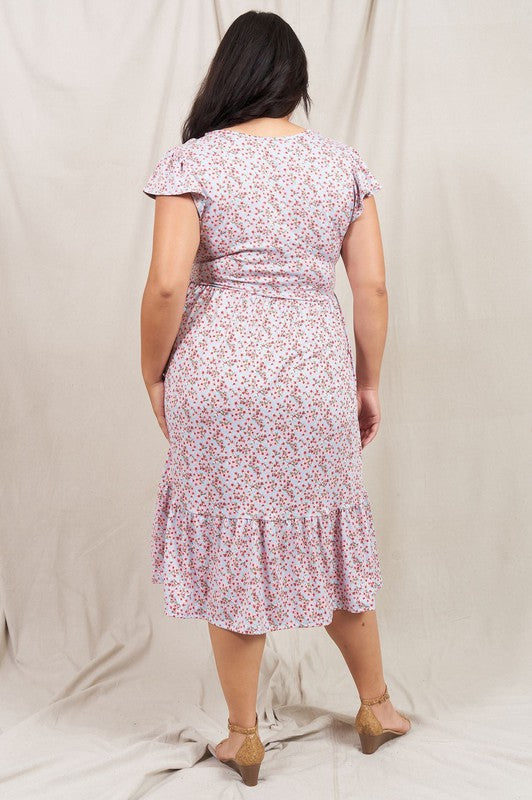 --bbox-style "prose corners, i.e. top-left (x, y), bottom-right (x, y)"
top-left (165, 497), bottom-right (371, 522)
top-left (188, 280), bottom-right (336, 304)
